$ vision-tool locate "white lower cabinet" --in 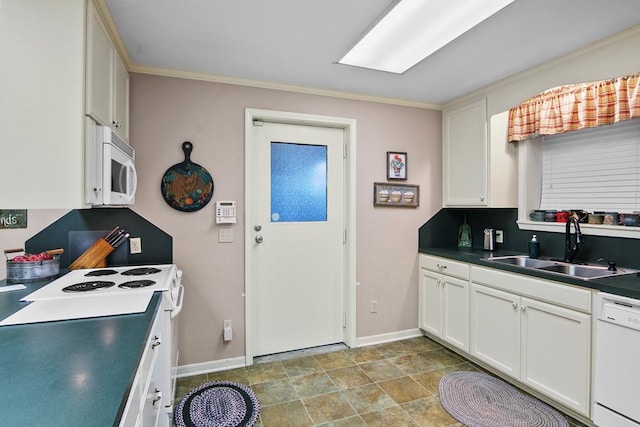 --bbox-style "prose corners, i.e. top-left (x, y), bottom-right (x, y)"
top-left (419, 255), bottom-right (470, 352)
top-left (120, 311), bottom-right (165, 427)
top-left (419, 255), bottom-right (594, 419)
top-left (470, 266), bottom-right (592, 417)
top-left (469, 284), bottom-right (520, 377)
